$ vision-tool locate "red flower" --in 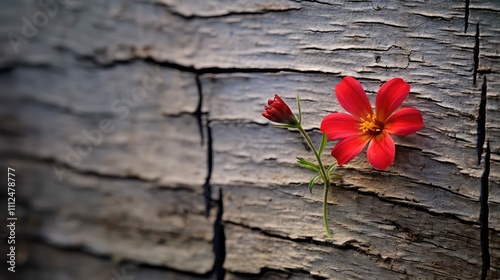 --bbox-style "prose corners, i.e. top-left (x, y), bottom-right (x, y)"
top-left (262, 94), bottom-right (299, 126)
top-left (320, 77), bottom-right (423, 170)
